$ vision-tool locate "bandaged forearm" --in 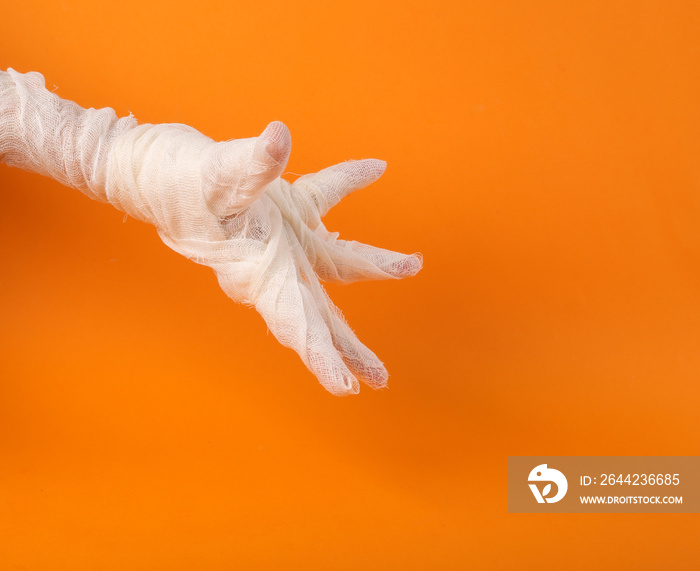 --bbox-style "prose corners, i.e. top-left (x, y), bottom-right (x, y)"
top-left (0, 68), bottom-right (422, 396)
top-left (0, 69), bottom-right (137, 202)
top-left (0, 68), bottom-right (276, 231)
